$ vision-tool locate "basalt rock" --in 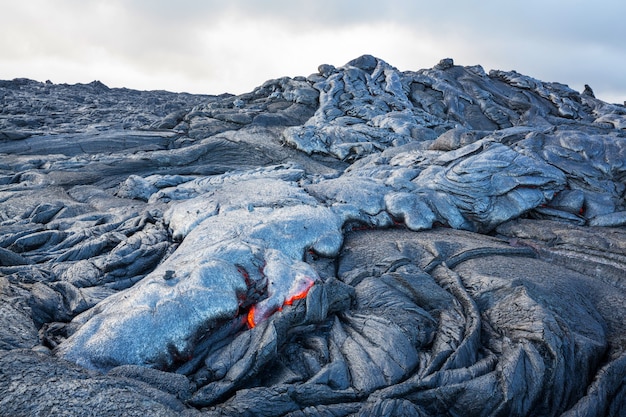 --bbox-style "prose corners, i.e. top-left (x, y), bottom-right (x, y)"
top-left (1, 56), bottom-right (625, 416)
